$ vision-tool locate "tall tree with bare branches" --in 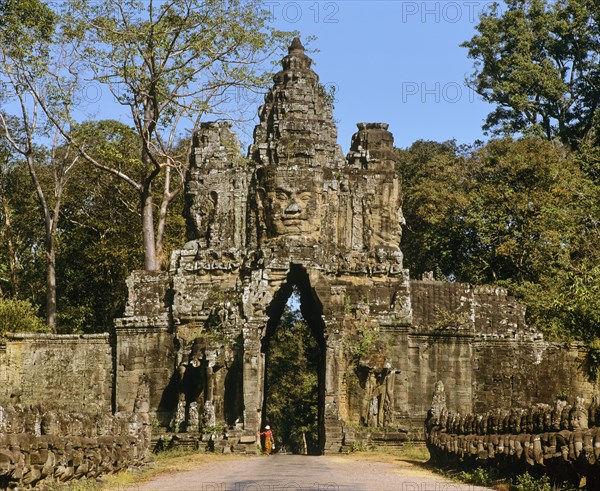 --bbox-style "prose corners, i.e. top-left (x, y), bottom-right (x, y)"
top-left (0, 0), bottom-right (82, 330)
top-left (50, 0), bottom-right (292, 270)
